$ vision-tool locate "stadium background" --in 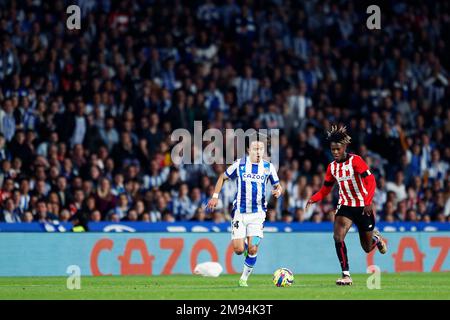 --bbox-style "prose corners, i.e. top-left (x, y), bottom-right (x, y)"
top-left (0, 0), bottom-right (448, 277)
